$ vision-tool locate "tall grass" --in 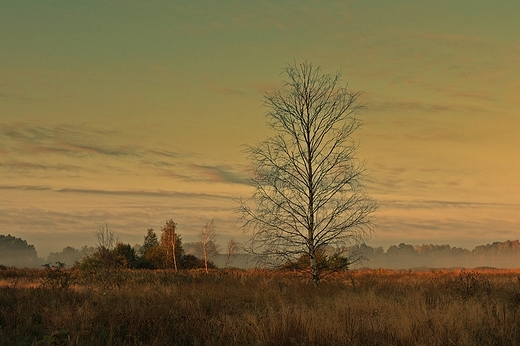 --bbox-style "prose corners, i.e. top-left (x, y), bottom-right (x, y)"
top-left (2, 267), bottom-right (520, 345)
